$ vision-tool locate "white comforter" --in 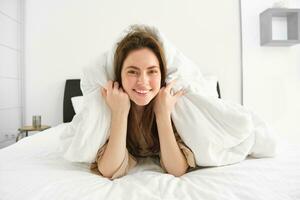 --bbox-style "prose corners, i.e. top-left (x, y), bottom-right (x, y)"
top-left (0, 124), bottom-right (299, 200)
top-left (61, 25), bottom-right (276, 166)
